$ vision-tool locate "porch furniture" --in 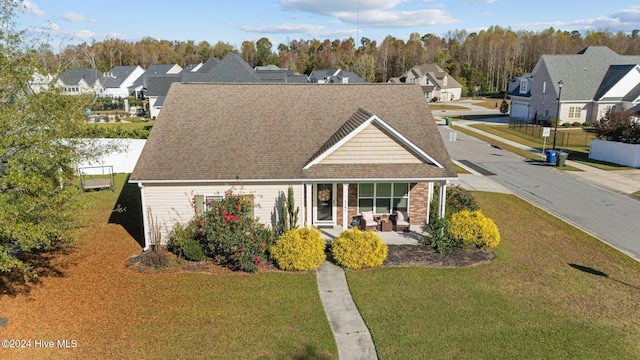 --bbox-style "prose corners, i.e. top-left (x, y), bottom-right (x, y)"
top-left (390, 210), bottom-right (410, 232)
top-left (360, 210), bottom-right (379, 231)
top-left (379, 219), bottom-right (392, 232)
